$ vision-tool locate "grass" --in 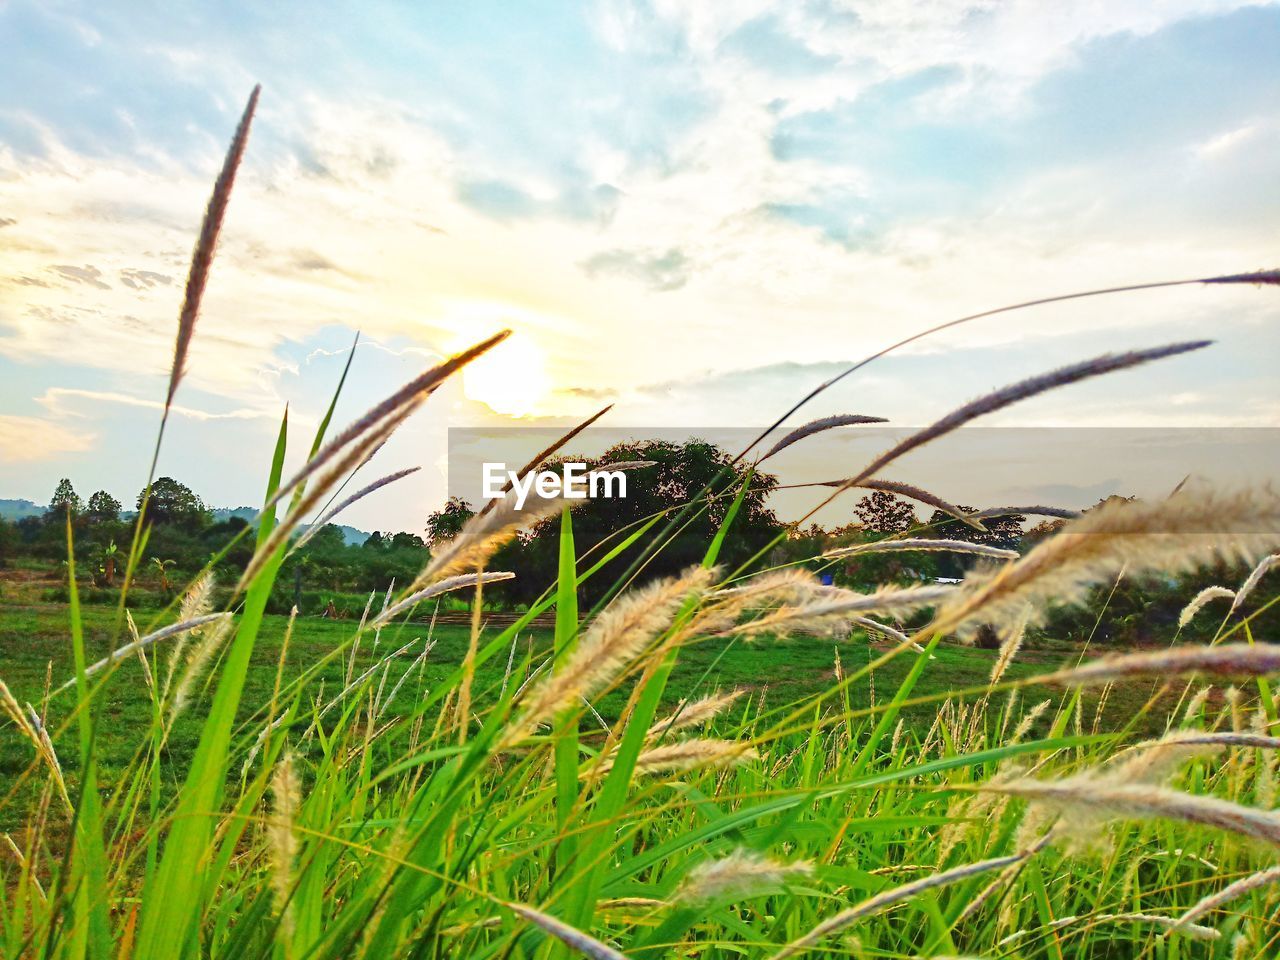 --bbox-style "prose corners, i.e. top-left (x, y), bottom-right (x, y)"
top-left (3, 90), bottom-right (1279, 959)
top-left (2, 599), bottom-right (1148, 832)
